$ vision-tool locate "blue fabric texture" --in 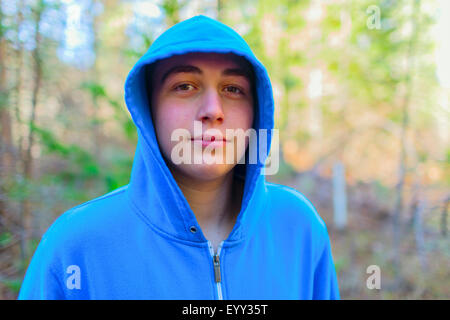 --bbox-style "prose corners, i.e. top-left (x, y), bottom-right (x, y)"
top-left (18, 15), bottom-right (340, 300)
